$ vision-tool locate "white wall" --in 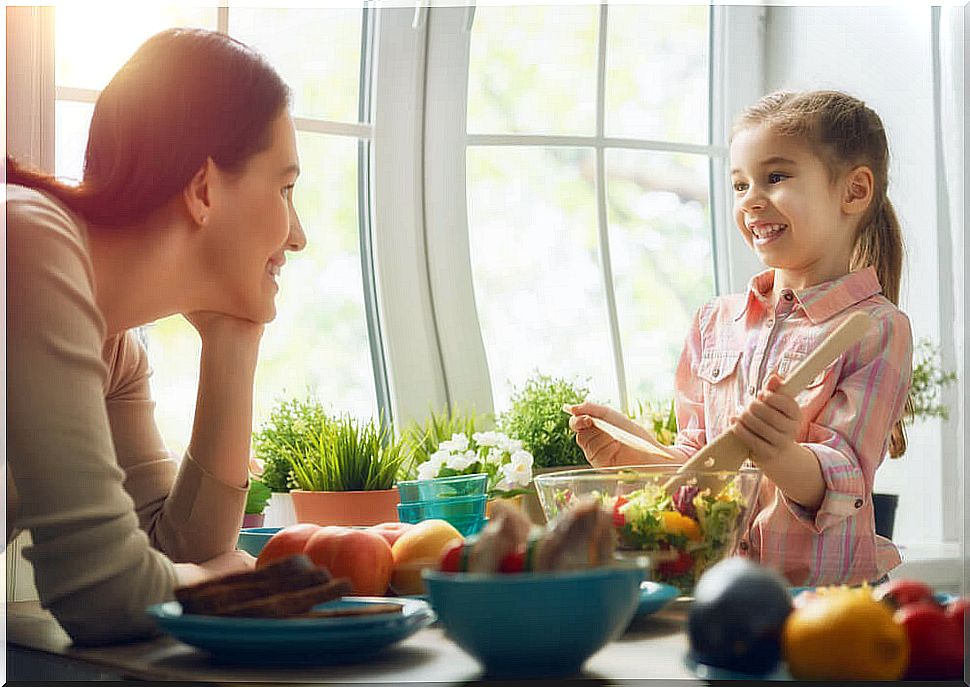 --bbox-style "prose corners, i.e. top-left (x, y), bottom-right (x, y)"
top-left (763, 6), bottom-right (946, 546)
